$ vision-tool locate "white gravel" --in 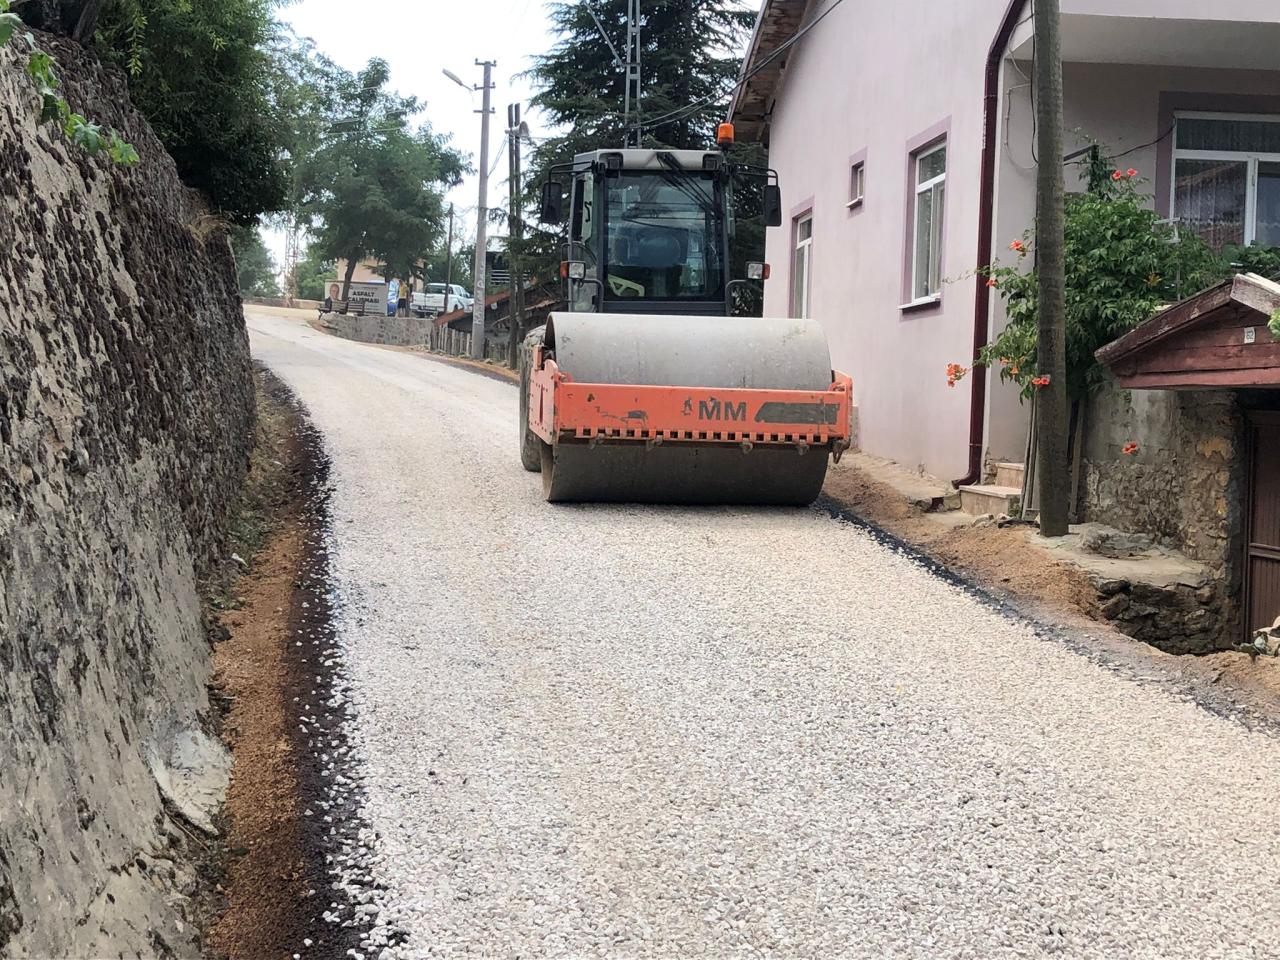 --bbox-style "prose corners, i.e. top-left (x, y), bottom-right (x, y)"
top-left (249, 311), bottom-right (1280, 960)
